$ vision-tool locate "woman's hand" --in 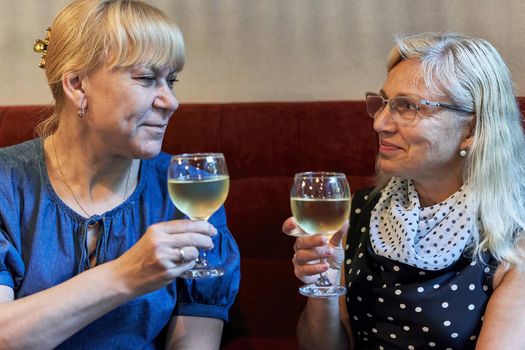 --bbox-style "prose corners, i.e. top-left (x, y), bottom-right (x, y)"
top-left (112, 219), bottom-right (216, 296)
top-left (282, 217), bottom-right (348, 285)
